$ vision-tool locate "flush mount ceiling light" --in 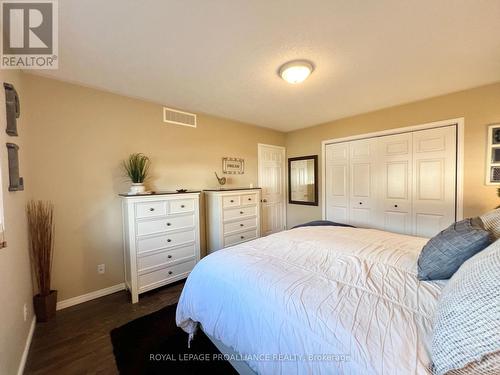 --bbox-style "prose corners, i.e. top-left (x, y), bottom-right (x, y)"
top-left (279, 60), bottom-right (314, 84)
